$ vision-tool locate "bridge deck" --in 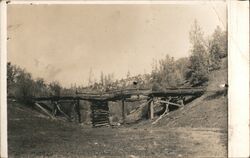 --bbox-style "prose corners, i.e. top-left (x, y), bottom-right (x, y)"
top-left (33, 87), bottom-right (205, 102)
